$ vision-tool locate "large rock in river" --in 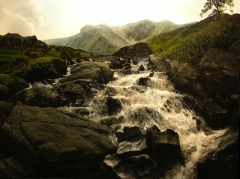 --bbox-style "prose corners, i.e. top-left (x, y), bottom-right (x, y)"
top-left (60, 61), bottom-right (114, 84)
top-left (0, 104), bottom-right (116, 177)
